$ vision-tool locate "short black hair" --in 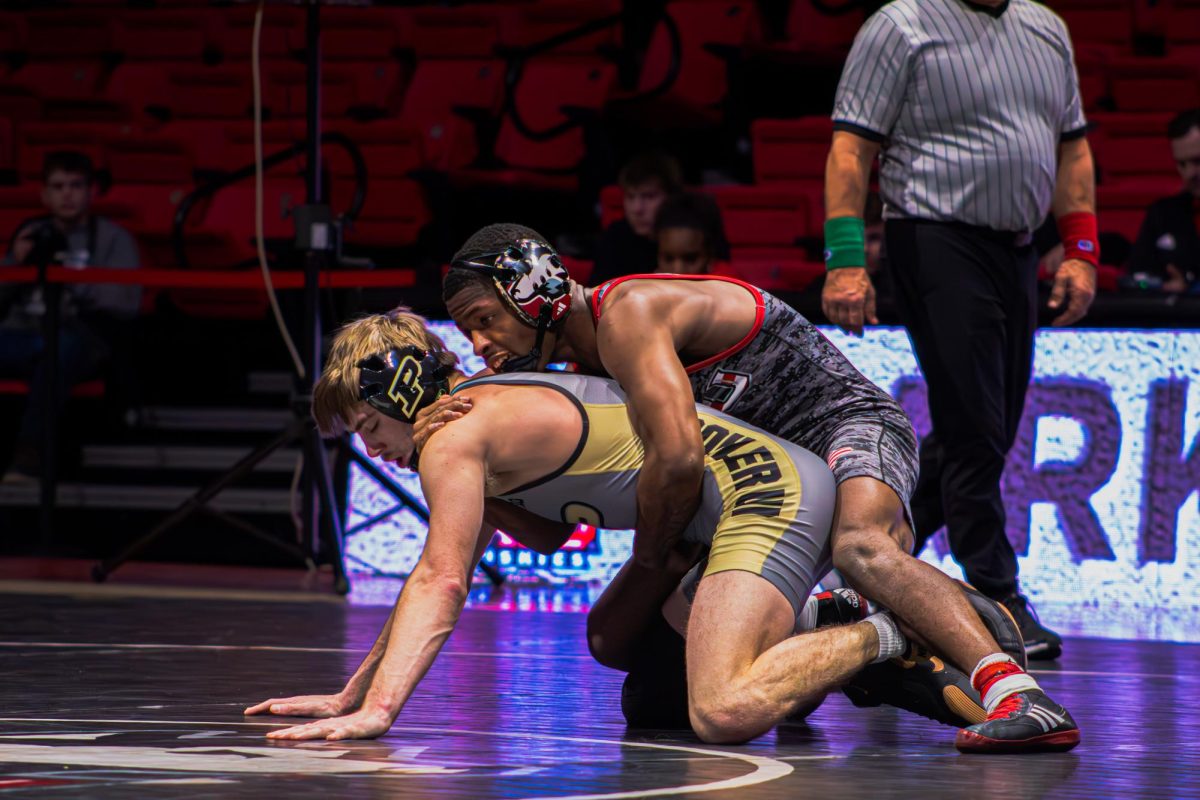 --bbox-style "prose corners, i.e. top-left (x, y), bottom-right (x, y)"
top-left (42, 150), bottom-right (95, 185)
top-left (1167, 108), bottom-right (1200, 140)
top-left (653, 191), bottom-right (731, 260)
top-left (618, 151), bottom-right (683, 194)
top-left (444, 222), bottom-right (551, 306)
top-left (442, 266), bottom-right (495, 307)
